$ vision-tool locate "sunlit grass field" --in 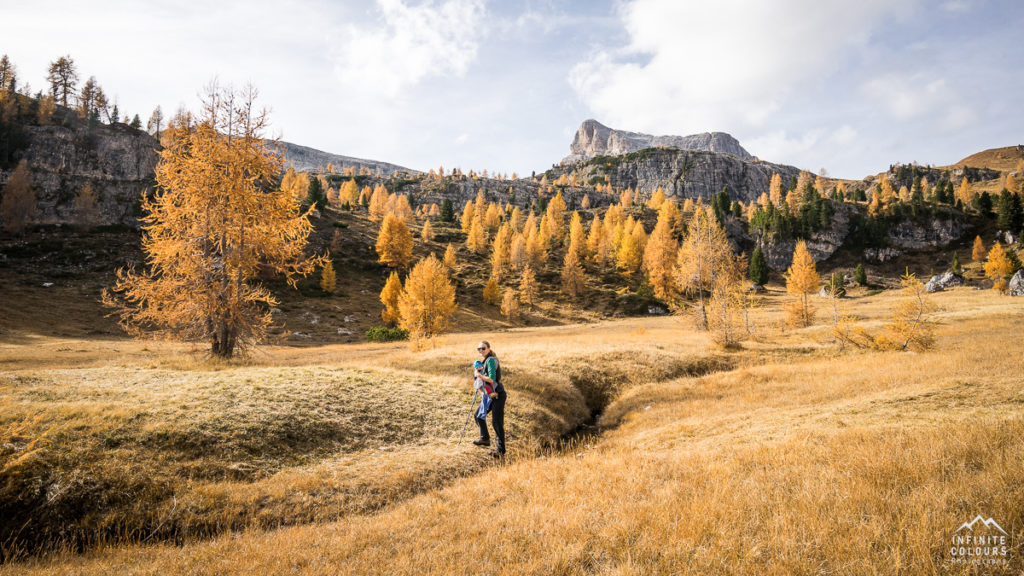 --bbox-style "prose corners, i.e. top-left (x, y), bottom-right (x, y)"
top-left (1, 286), bottom-right (1022, 574)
